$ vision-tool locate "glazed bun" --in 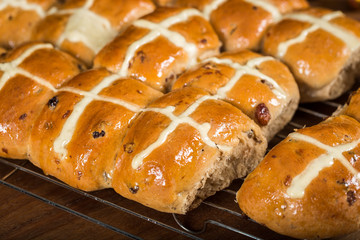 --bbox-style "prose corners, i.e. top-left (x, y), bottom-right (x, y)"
top-left (262, 7), bottom-right (360, 102)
